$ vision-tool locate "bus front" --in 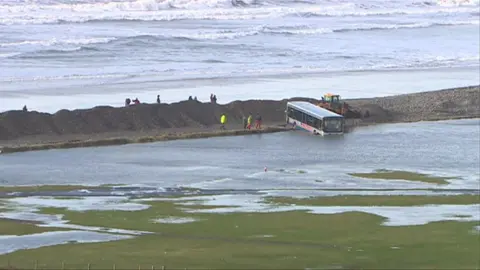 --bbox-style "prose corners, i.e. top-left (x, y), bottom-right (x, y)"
top-left (322, 117), bottom-right (344, 134)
